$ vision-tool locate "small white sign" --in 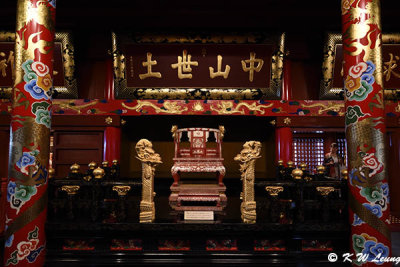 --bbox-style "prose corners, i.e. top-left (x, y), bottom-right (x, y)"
top-left (184, 211), bottom-right (214, 221)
